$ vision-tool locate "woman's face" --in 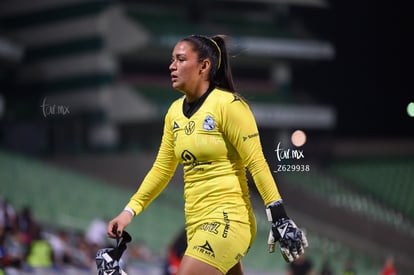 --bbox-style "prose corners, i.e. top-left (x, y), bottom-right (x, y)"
top-left (169, 41), bottom-right (206, 94)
